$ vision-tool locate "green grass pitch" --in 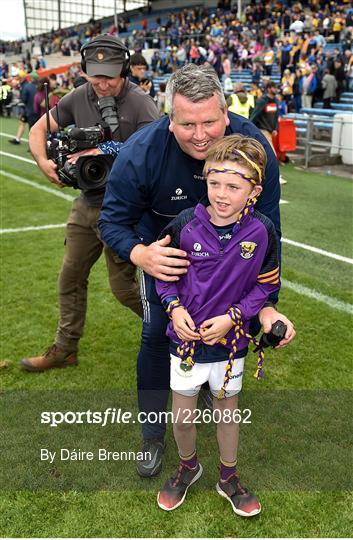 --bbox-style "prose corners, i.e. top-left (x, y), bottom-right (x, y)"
top-left (0, 117), bottom-right (352, 537)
